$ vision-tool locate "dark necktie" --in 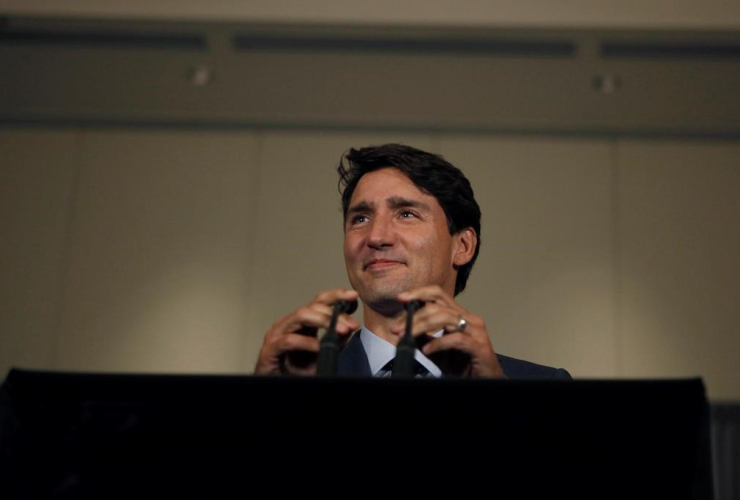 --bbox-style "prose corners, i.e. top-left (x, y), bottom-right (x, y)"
top-left (376, 358), bottom-right (434, 378)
